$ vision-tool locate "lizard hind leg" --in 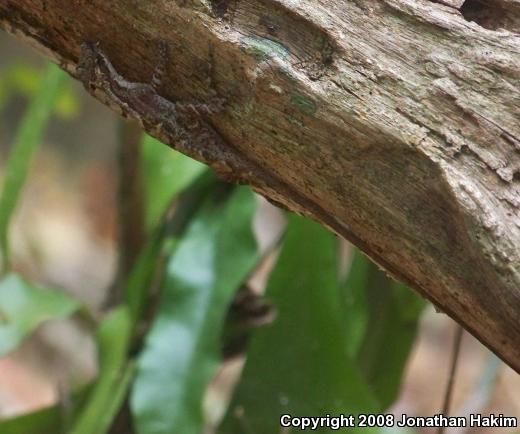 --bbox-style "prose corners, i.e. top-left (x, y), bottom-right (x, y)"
top-left (176, 103), bottom-right (203, 130)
